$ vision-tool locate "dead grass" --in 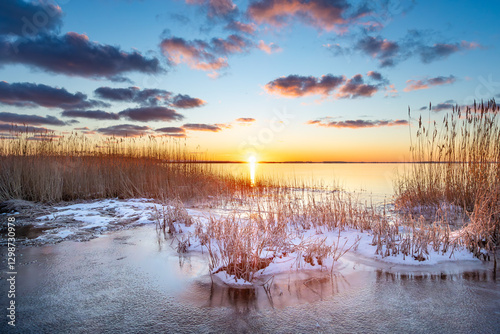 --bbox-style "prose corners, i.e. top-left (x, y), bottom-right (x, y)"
top-left (194, 192), bottom-right (375, 282)
top-left (0, 130), bottom-right (260, 203)
top-left (396, 99), bottom-right (500, 261)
